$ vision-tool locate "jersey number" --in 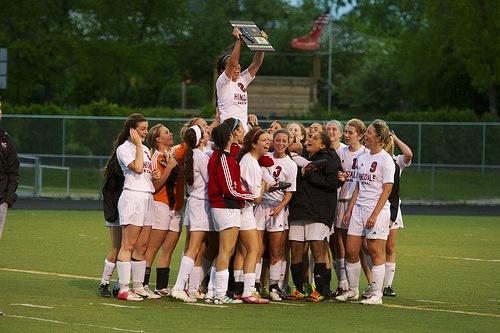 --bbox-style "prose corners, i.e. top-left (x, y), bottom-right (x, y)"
top-left (238, 83), bottom-right (247, 92)
top-left (351, 158), bottom-right (358, 170)
top-left (273, 166), bottom-right (282, 178)
top-left (370, 162), bottom-right (378, 173)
